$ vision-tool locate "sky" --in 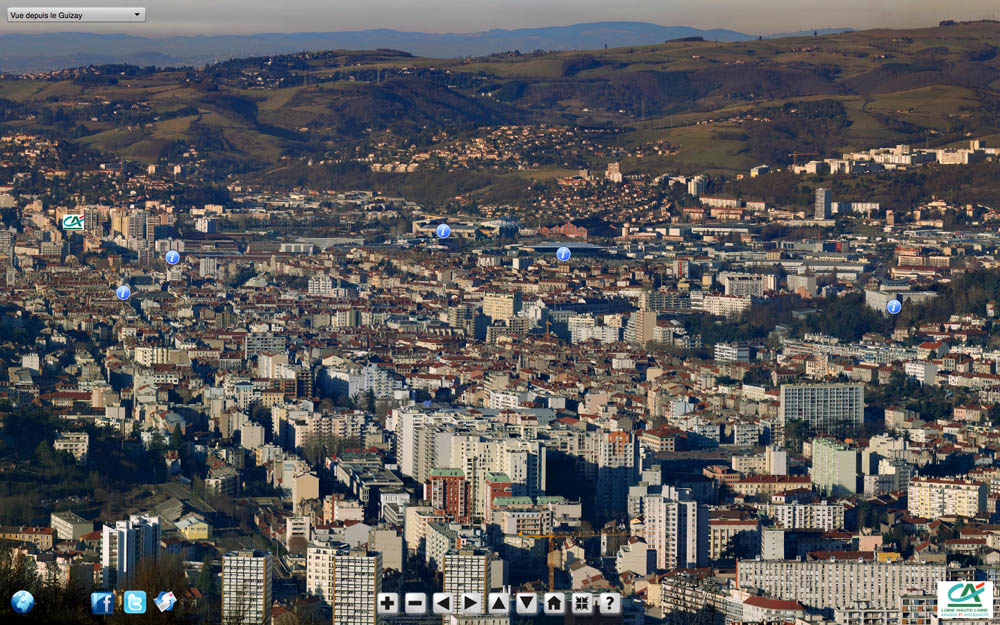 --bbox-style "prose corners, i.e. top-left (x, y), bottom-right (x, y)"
top-left (3, 0), bottom-right (1000, 35)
